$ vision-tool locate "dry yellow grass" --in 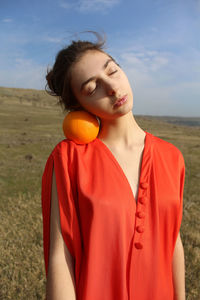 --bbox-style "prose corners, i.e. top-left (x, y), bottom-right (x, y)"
top-left (0, 87), bottom-right (199, 299)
